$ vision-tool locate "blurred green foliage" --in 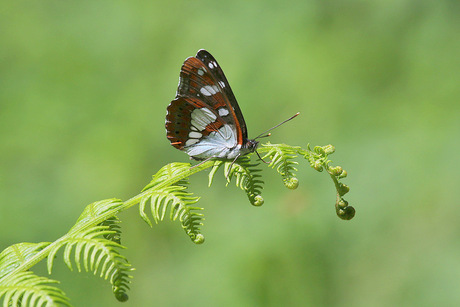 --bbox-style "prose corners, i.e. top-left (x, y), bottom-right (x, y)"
top-left (1, 0), bottom-right (459, 306)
